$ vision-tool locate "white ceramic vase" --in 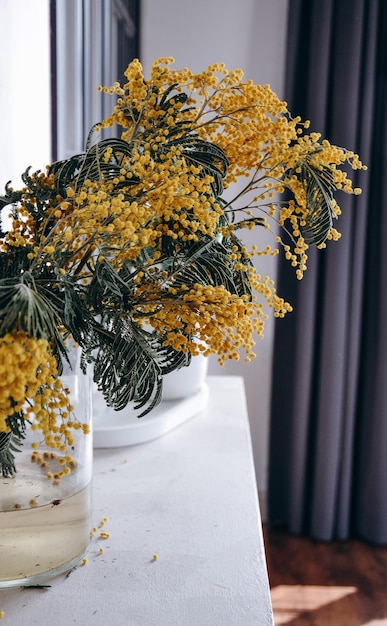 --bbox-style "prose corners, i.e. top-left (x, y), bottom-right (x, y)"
top-left (162, 354), bottom-right (208, 400)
